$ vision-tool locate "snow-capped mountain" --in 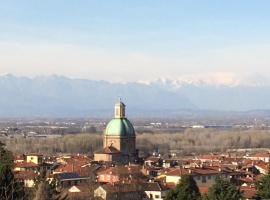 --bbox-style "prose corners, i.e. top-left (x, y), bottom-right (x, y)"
top-left (145, 73), bottom-right (270, 89)
top-left (0, 73), bottom-right (270, 117)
